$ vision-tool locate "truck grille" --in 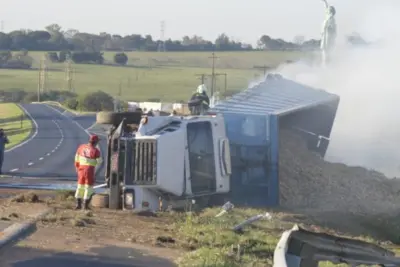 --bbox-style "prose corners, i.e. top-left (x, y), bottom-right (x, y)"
top-left (132, 139), bottom-right (157, 185)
